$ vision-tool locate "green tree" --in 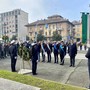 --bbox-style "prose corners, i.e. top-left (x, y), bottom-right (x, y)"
top-left (11, 35), bottom-right (17, 41)
top-left (52, 31), bottom-right (62, 41)
top-left (2, 35), bottom-right (9, 42)
top-left (37, 34), bottom-right (46, 41)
